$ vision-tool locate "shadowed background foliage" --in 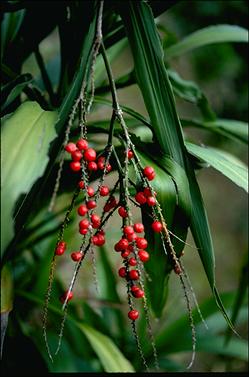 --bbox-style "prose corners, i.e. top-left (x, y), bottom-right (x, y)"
top-left (1, 0), bottom-right (248, 373)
